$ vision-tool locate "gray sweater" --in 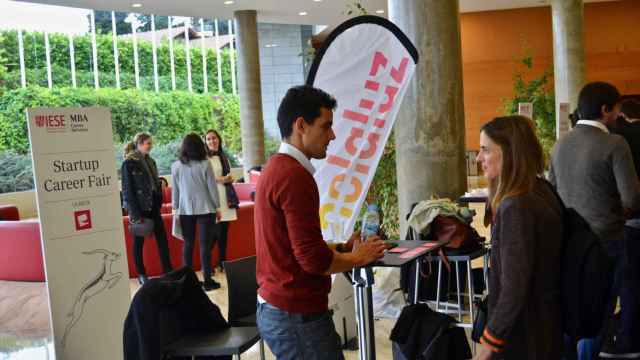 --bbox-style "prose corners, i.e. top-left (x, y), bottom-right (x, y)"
top-left (549, 124), bottom-right (640, 244)
top-left (171, 160), bottom-right (220, 216)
